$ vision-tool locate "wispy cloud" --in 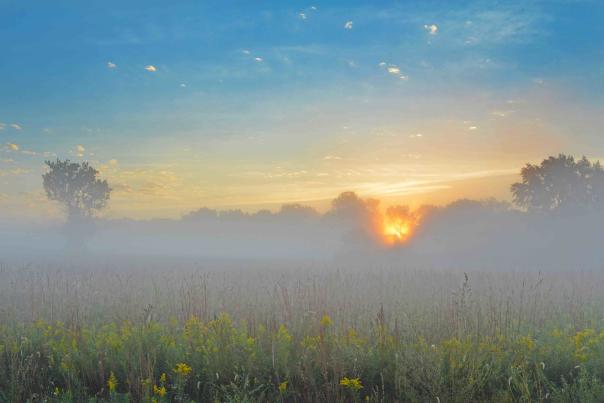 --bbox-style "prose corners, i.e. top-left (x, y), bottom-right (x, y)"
top-left (0, 167), bottom-right (29, 177)
top-left (344, 21), bottom-right (353, 30)
top-left (452, 5), bottom-right (548, 47)
top-left (144, 65), bottom-right (157, 72)
top-left (491, 110), bottom-right (514, 118)
top-left (387, 66), bottom-right (400, 74)
top-left (298, 5), bottom-right (318, 21)
top-left (76, 144), bottom-right (85, 157)
top-left (7, 143), bottom-right (19, 151)
top-left (107, 61), bottom-right (117, 69)
top-left (108, 168), bottom-right (184, 199)
top-left (0, 123), bottom-right (21, 131)
top-left (381, 63), bottom-right (408, 80)
top-left (424, 24), bottom-right (438, 35)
